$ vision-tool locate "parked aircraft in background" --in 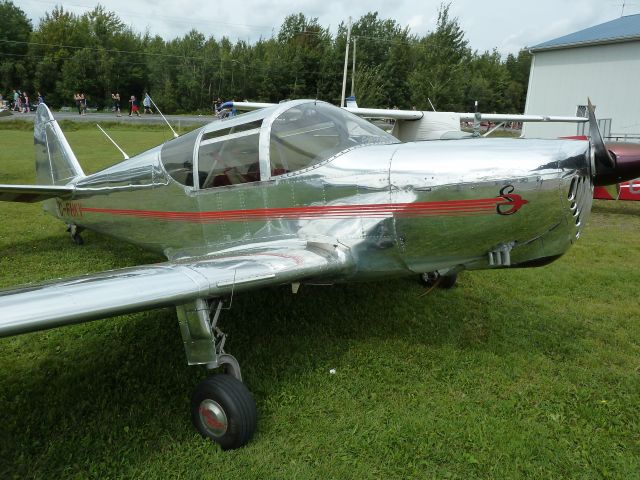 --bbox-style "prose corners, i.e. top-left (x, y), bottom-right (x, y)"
top-left (594, 179), bottom-right (640, 200)
top-left (1, 100), bottom-right (639, 449)
top-left (231, 100), bottom-right (588, 141)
